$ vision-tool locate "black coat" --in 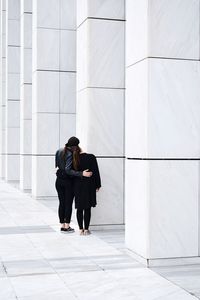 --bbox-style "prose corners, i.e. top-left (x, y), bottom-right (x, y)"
top-left (74, 153), bottom-right (101, 209)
